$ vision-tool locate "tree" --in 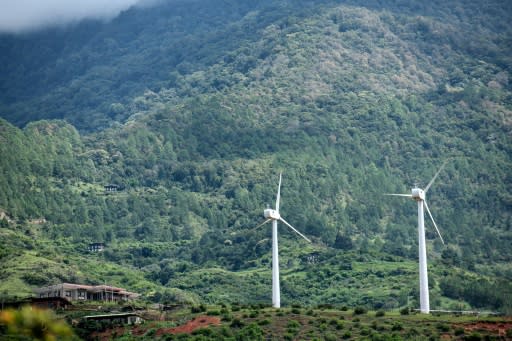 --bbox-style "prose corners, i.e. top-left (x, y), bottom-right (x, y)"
top-left (441, 247), bottom-right (461, 266)
top-left (333, 232), bottom-right (353, 250)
